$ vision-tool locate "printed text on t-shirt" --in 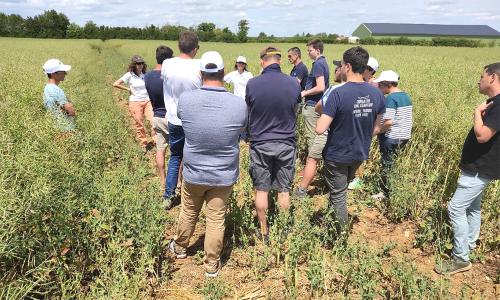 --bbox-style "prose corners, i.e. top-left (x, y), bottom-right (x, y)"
top-left (353, 95), bottom-right (374, 118)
